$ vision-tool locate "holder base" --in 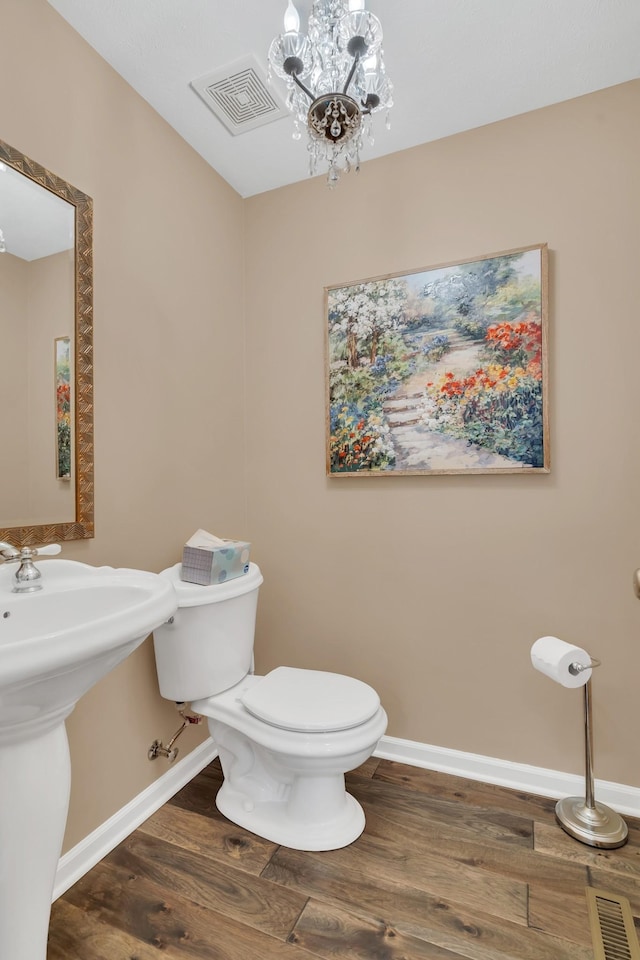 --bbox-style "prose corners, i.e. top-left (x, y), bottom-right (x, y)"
top-left (556, 796), bottom-right (628, 848)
